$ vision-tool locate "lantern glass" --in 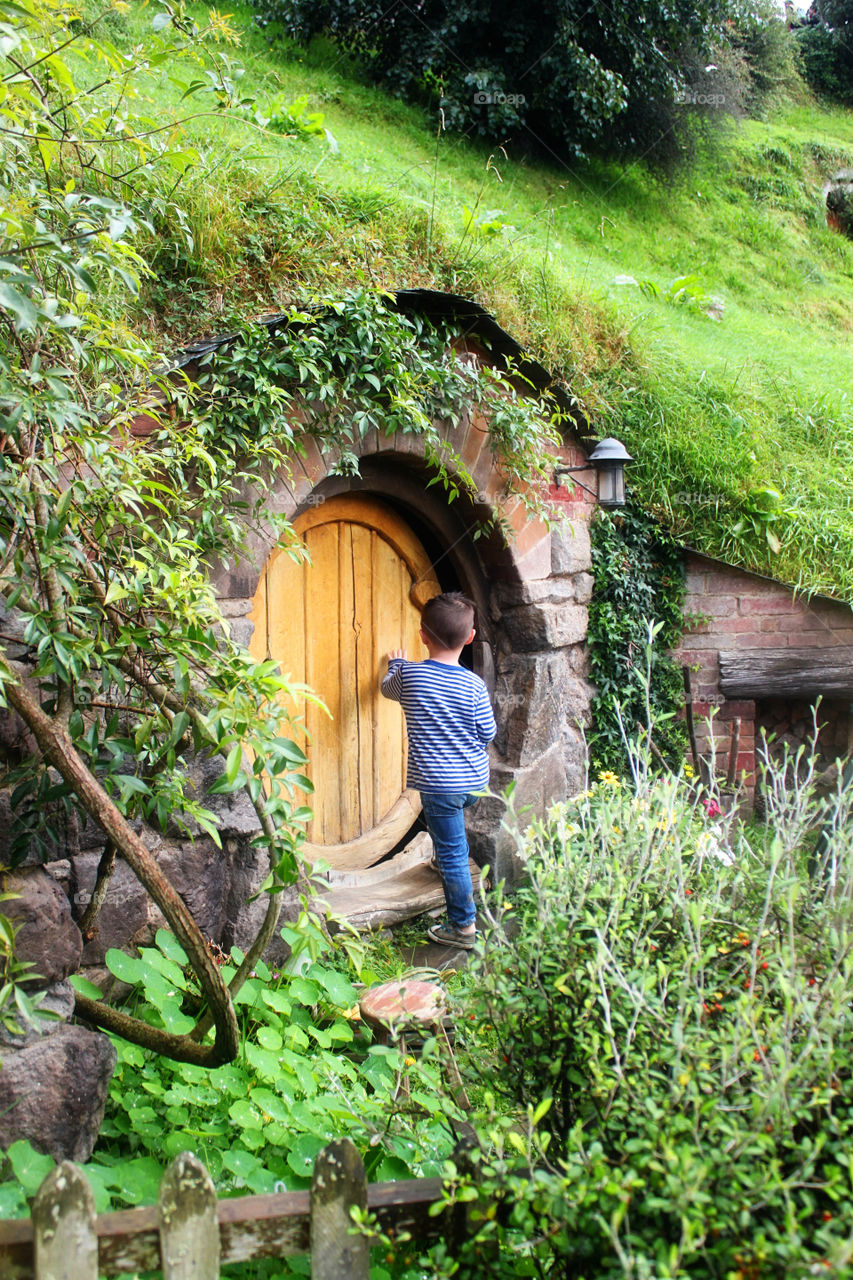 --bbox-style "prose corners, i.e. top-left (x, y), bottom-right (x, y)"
top-left (597, 464), bottom-right (625, 508)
